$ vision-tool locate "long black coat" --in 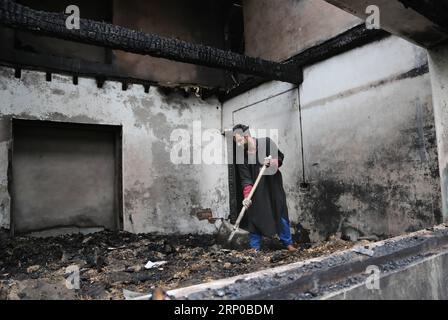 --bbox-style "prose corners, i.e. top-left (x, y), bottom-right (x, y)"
top-left (234, 137), bottom-right (289, 237)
